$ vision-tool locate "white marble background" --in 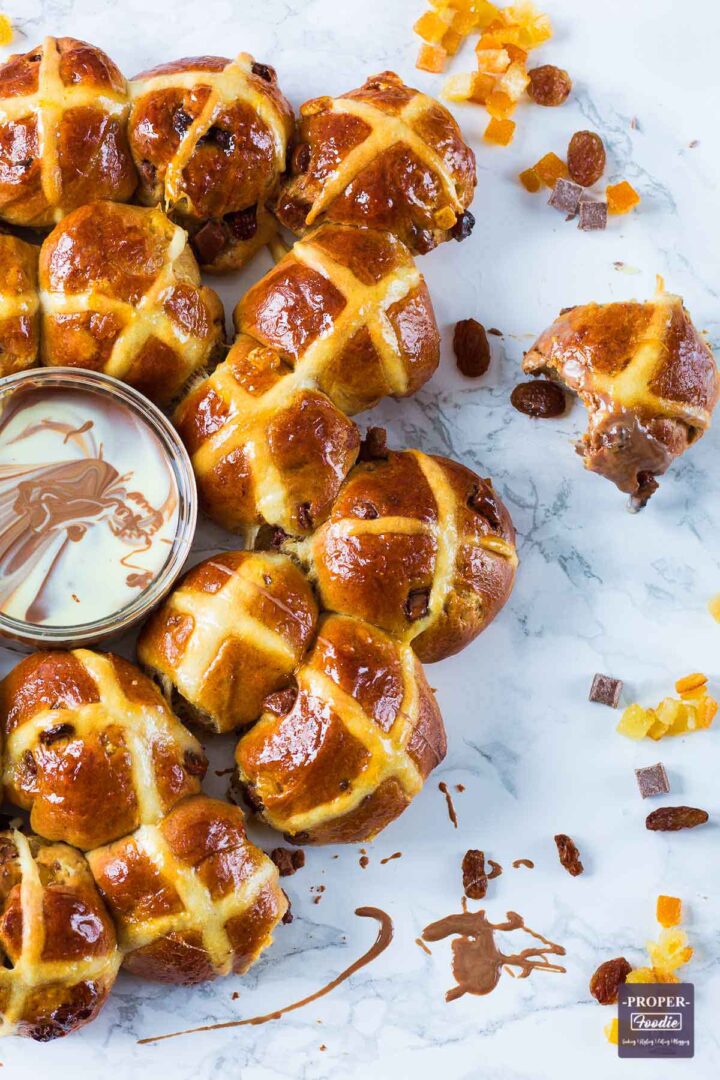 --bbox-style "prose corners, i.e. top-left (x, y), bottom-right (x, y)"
top-left (1, 0), bottom-right (719, 1077)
